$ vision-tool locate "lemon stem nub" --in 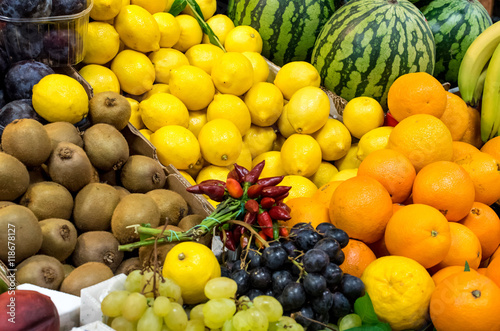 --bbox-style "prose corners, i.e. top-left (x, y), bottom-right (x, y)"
top-left (222, 154), bottom-right (228, 161)
top-left (178, 253), bottom-right (186, 261)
